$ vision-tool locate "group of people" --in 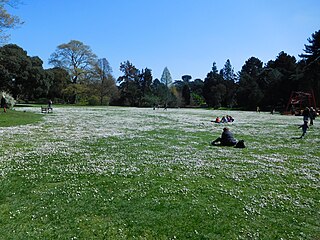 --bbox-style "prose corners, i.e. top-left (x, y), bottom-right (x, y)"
top-left (212, 115), bottom-right (234, 123)
top-left (211, 105), bottom-right (318, 147)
